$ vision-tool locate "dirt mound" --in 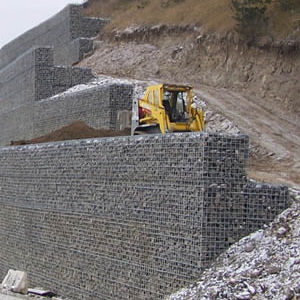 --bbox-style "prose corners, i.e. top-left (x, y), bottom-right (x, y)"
top-left (10, 121), bottom-right (130, 146)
